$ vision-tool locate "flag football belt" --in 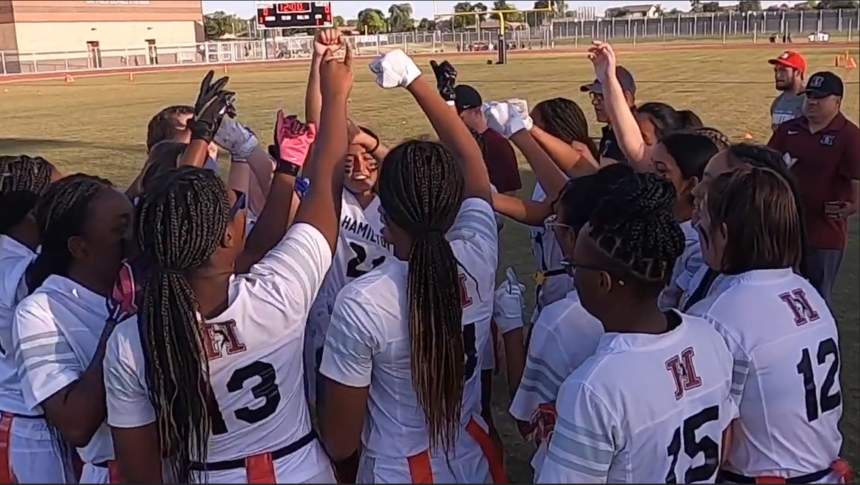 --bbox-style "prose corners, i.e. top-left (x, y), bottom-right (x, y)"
top-left (189, 429), bottom-right (317, 472)
top-left (720, 459), bottom-right (852, 484)
top-left (534, 268), bottom-right (565, 286)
